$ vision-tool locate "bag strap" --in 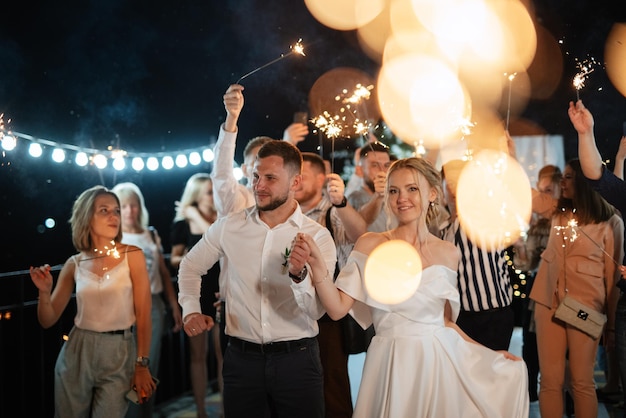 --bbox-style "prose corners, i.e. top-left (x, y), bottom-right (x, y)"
top-left (324, 207), bottom-right (340, 280)
top-left (148, 226), bottom-right (157, 244)
top-left (560, 213), bottom-right (608, 310)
